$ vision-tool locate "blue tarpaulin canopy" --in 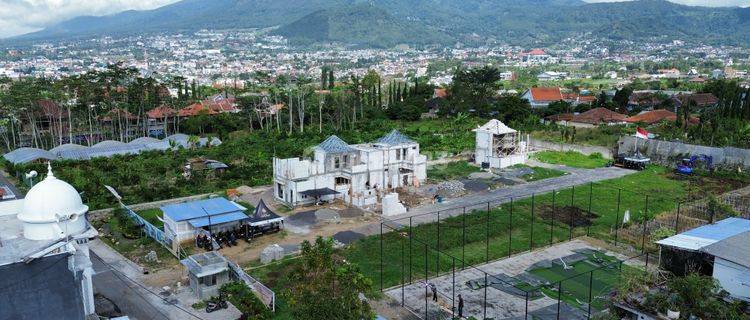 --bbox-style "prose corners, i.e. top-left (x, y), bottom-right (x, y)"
top-left (188, 211), bottom-right (249, 228)
top-left (161, 198), bottom-right (248, 227)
